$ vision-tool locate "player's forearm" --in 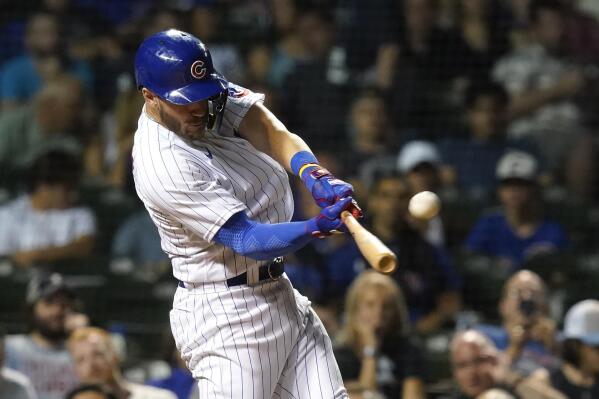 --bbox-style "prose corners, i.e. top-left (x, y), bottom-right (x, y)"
top-left (213, 212), bottom-right (316, 260)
